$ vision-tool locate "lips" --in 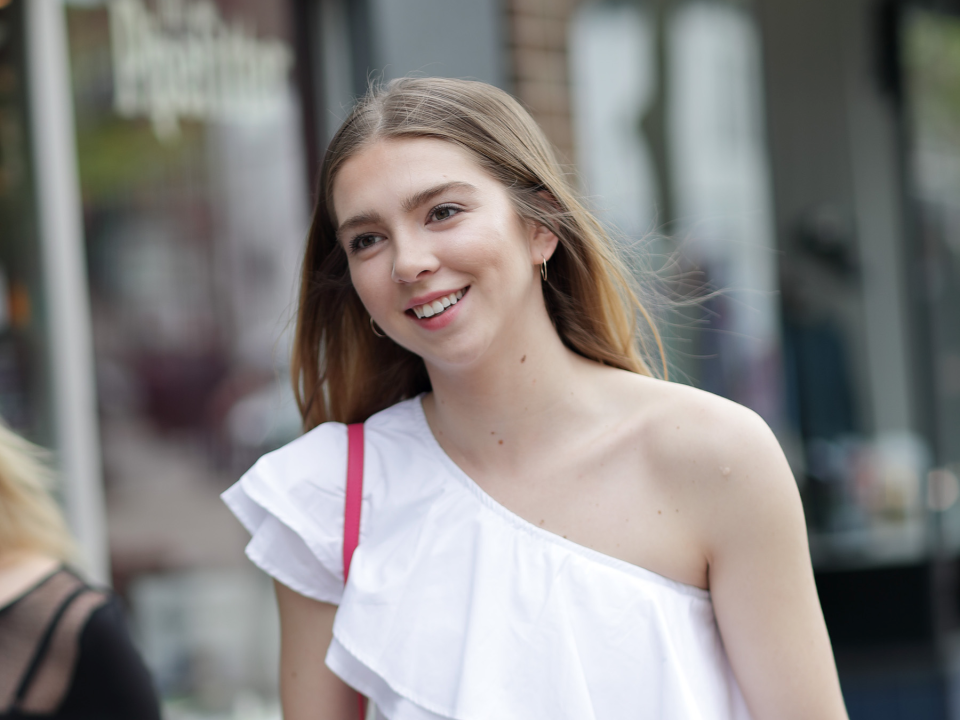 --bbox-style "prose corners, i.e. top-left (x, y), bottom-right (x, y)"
top-left (410, 288), bottom-right (466, 319)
